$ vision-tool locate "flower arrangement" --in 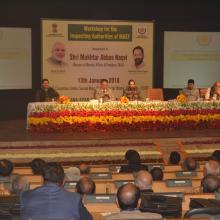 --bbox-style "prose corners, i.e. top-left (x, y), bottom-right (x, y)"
top-left (57, 96), bottom-right (70, 104)
top-left (28, 101), bottom-right (220, 132)
top-left (120, 96), bottom-right (129, 104)
top-left (176, 94), bottom-right (187, 103)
